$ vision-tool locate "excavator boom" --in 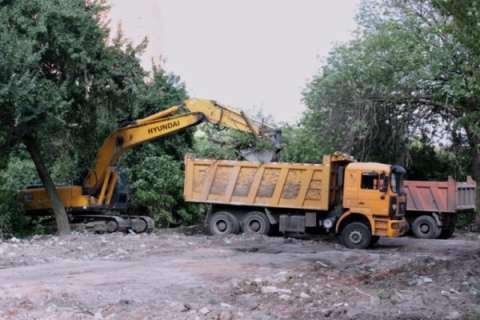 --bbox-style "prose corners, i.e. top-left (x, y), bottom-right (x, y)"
top-left (83, 99), bottom-right (280, 193)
